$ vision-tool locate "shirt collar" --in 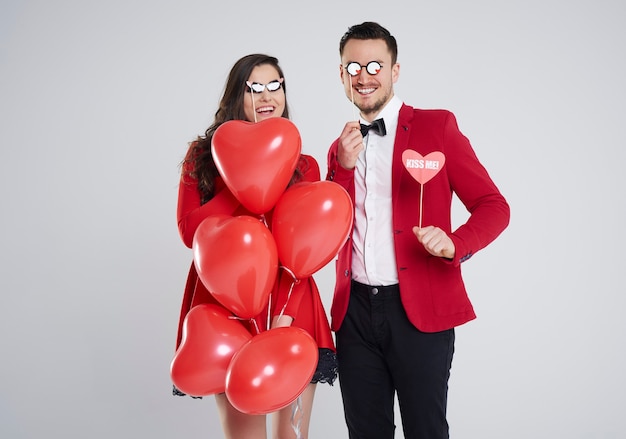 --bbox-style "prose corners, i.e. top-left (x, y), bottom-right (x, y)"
top-left (360, 95), bottom-right (403, 128)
